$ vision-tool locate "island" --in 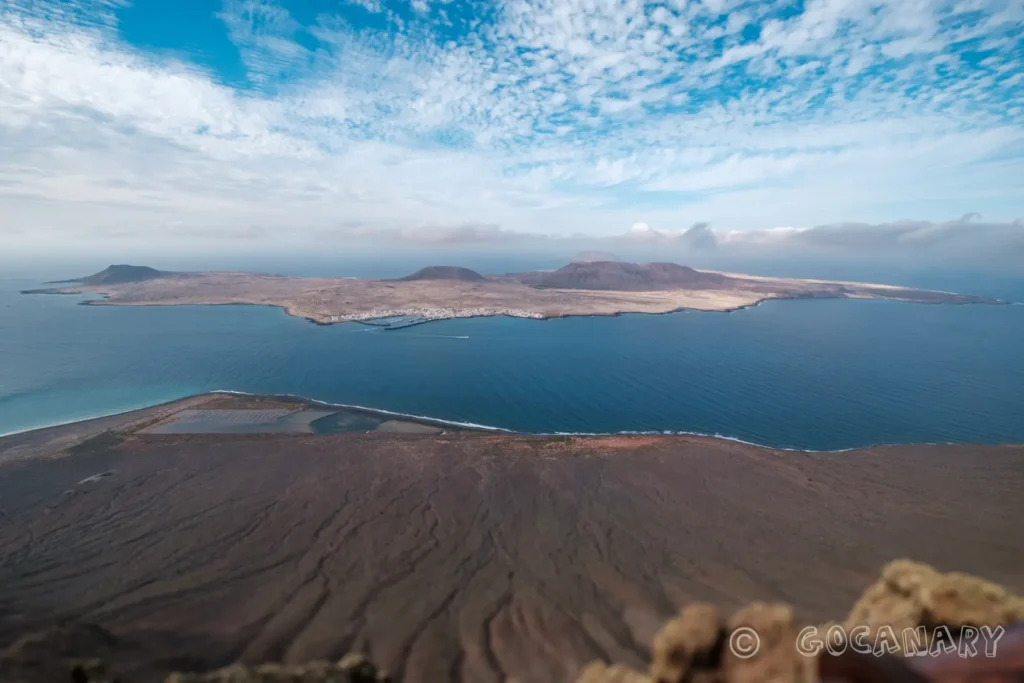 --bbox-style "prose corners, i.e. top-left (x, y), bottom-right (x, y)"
top-left (22, 261), bottom-right (1004, 327)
